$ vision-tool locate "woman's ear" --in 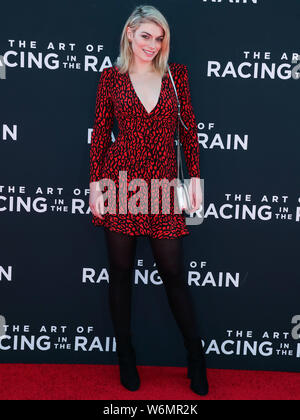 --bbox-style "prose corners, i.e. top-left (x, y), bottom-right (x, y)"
top-left (127, 27), bottom-right (132, 42)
